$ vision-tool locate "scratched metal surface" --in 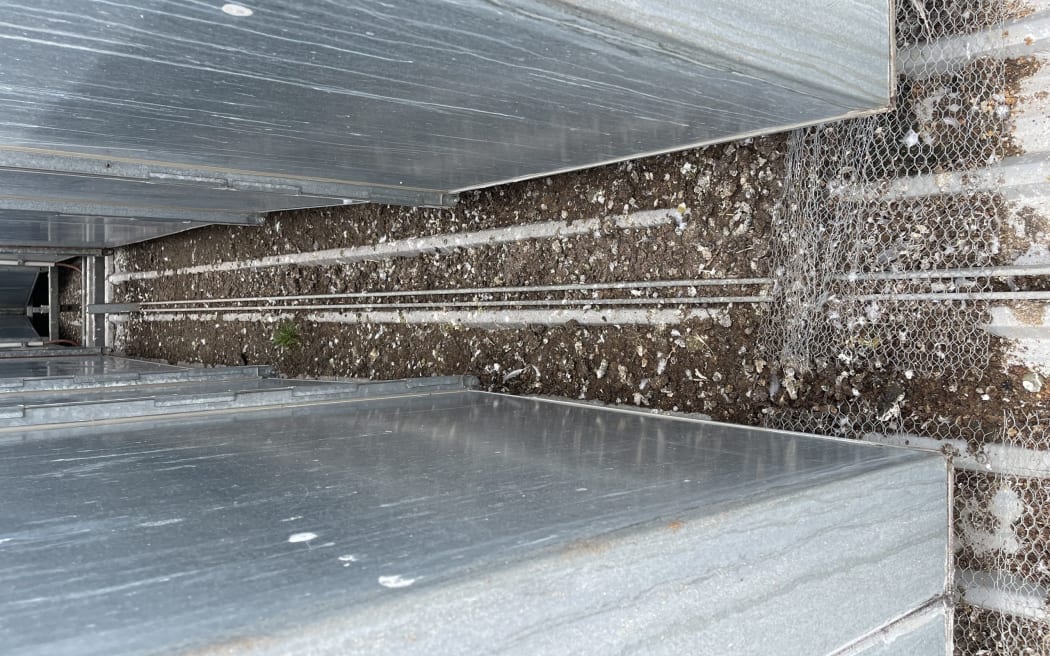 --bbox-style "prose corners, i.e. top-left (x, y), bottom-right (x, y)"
top-left (0, 210), bottom-right (221, 249)
top-left (0, 355), bottom-right (182, 381)
top-left (0, 390), bottom-right (946, 655)
top-left (0, 0), bottom-right (892, 197)
top-left (0, 168), bottom-right (332, 221)
top-left (0, 377), bottom-right (330, 409)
